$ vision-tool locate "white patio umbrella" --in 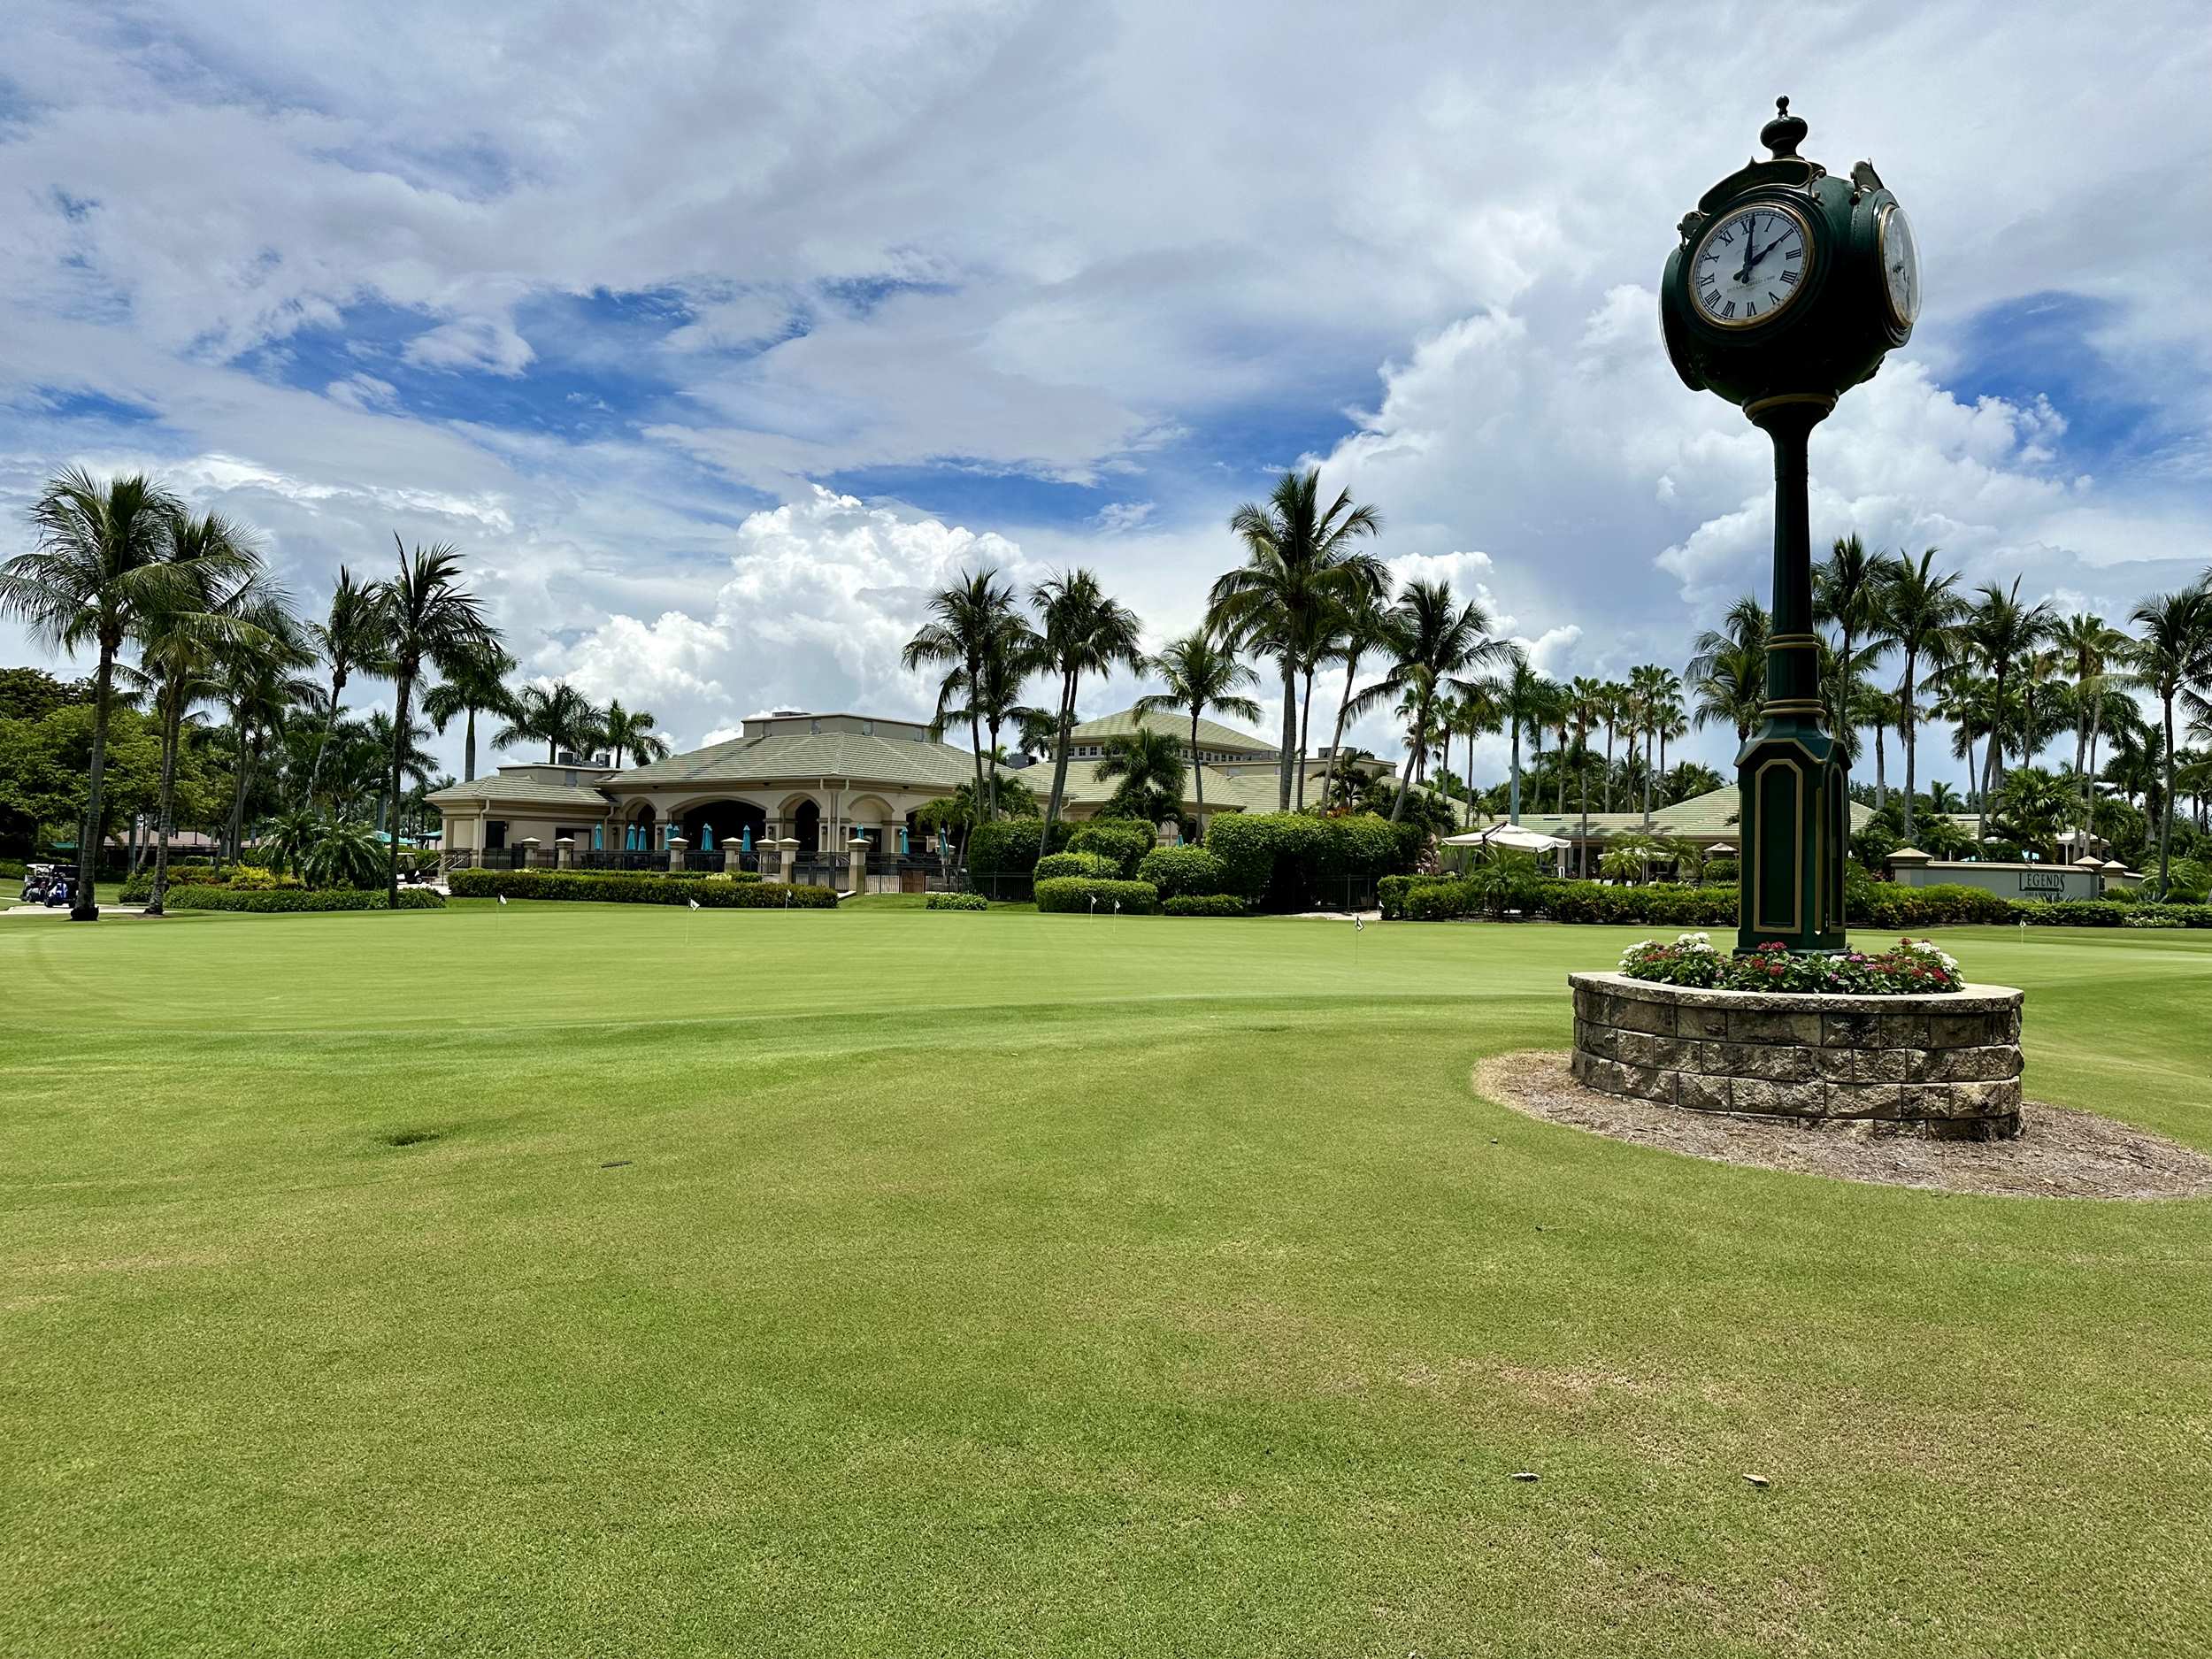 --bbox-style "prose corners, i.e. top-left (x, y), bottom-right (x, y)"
top-left (1442, 824), bottom-right (1571, 852)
